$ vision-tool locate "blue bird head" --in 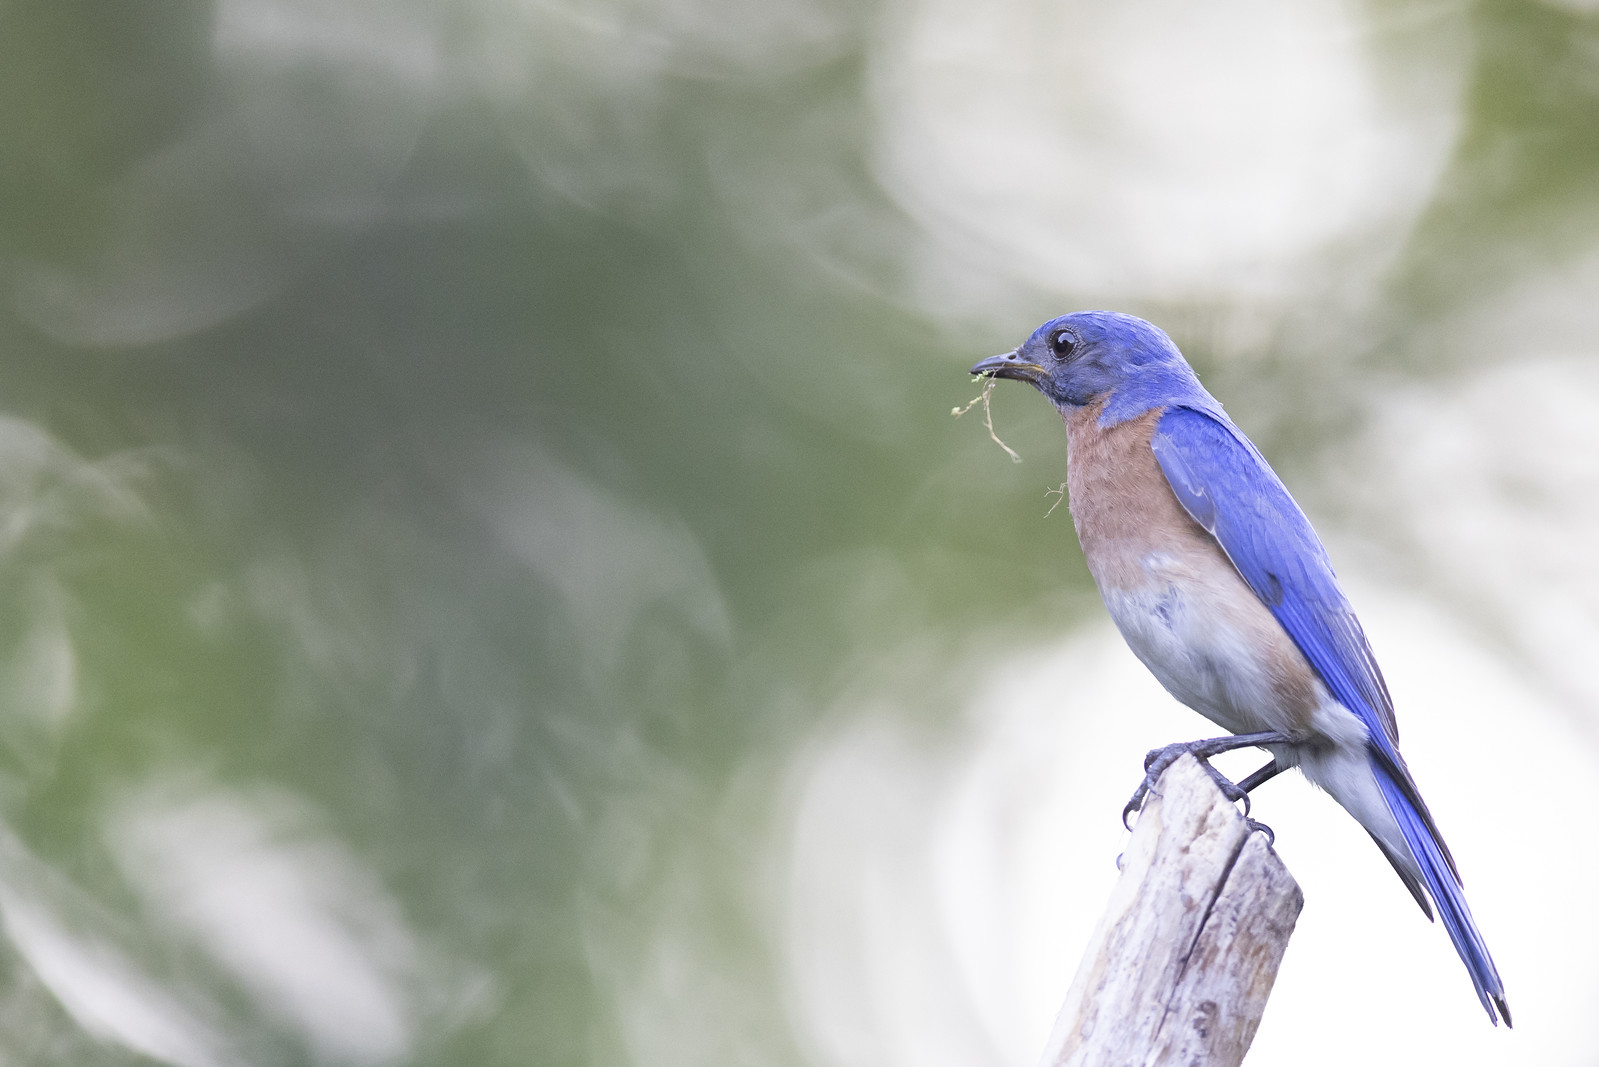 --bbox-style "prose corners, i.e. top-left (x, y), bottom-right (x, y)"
top-left (970, 311), bottom-right (1216, 425)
